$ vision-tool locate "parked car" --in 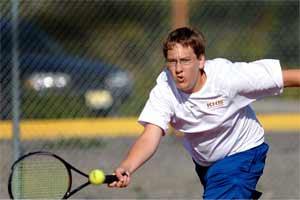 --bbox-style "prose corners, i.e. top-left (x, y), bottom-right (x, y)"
top-left (0, 17), bottom-right (133, 119)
